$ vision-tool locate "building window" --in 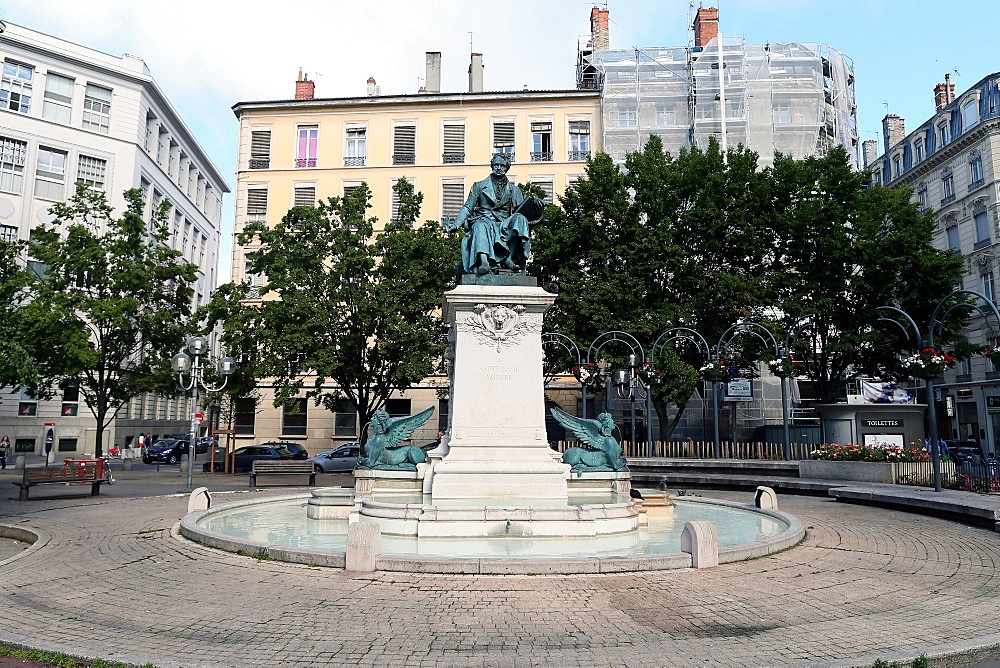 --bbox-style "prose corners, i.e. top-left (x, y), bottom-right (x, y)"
top-left (892, 155), bottom-right (901, 179)
top-left (294, 185), bottom-right (316, 207)
top-left (345, 127), bottom-right (366, 166)
top-left (389, 178), bottom-right (414, 223)
top-left (974, 208), bottom-right (990, 247)
top-left (234, 397), bottom-right (256, 435)
top-left (441, 180), bottom-right (465, 220)
top-left (0, 225), bottom-right (17, 242)
top-left (941, 170), bottom-right (955, 205)
top-left (982, 271), bottom-right (996, 303)
top-left (42, 72), bottom-right (74, 124)
top-left (914, 138), bottom-right (924, 163)
top-left (963, 100), bottom-right (979, 129)
top-left (18, 386), bottom-right (36, 416)
top-left (61, 383), bottom-right (79, 417)
top-left (916, 183), bottom-right (928, 212)
top-left (246, 188), bottom-right (267, 220)
top-left (295, 125), bottom-right (318, 168)
top-left (569, 121), bottom-right (590, 161)
top-left (282, 398), bottom-right (307, 436)
top-left (945, 223), bottom-right (959, 252)
top-left (76, 155), bottom-right (107, 190)
top-left (333, 399), bottom-right (357, 436)
top-left (938, 121), bottom-right (950, 147)
top-left (392, 125), bottom-right (416, 165)
top-left (157, 131), bottom-right (168, 165)
top-left (250, 130), bottom-right (271, 169)
top-left (442, 123), bottom-right (465, 163)
top-left (531, 179), bottom-right (554, 203)
top-left (530, 121), bottom-right (552, 161)
top-left (1, 61), bottom-right (33, 114)
top-left (34, 147), bottom-right (68, 201)
top-left (618, 108), bottom-right (638, 128)
top-left (969, 152), bottom-right (985, 190)
top-left (58, 438), bottom-right (77, 452)
top-left (385, 399), bottom-right (411, 417)
top-left (437, 398), bottom-right (449, 432)
top-left (492, 121), bottom-right (515, 160)
top-left (0, 136), bottom-right (27, 194)
top-left (82, 84), bottom-right (112, 134)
